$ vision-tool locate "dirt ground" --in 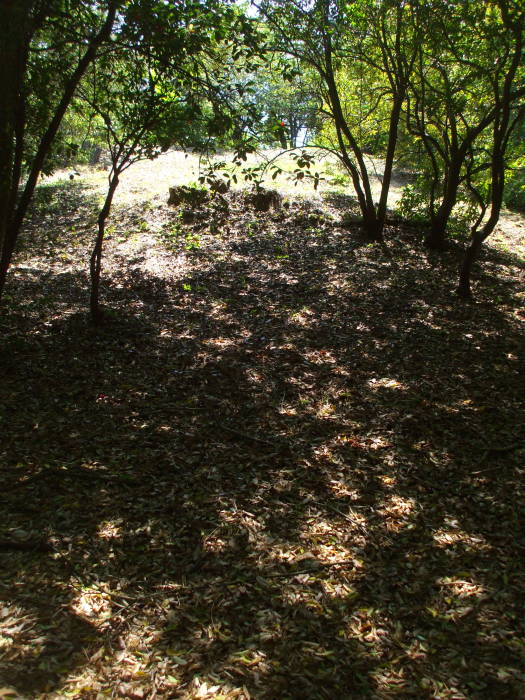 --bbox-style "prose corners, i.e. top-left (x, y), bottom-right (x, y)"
top-left (1, 150), bottom-right (524, 699)
top-left (46, 148), bottom-right (525, 248)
